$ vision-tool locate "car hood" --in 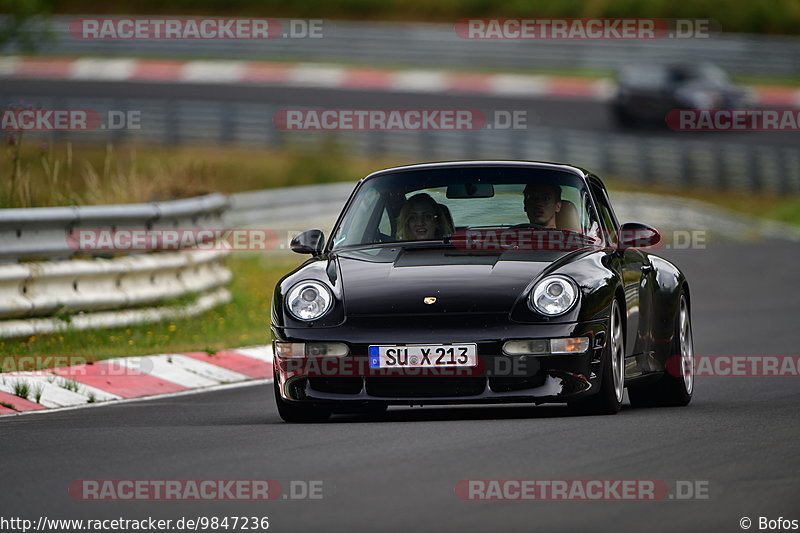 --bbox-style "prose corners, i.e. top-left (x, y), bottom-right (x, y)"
top-left (334, 246), bottom-right (576, 316)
